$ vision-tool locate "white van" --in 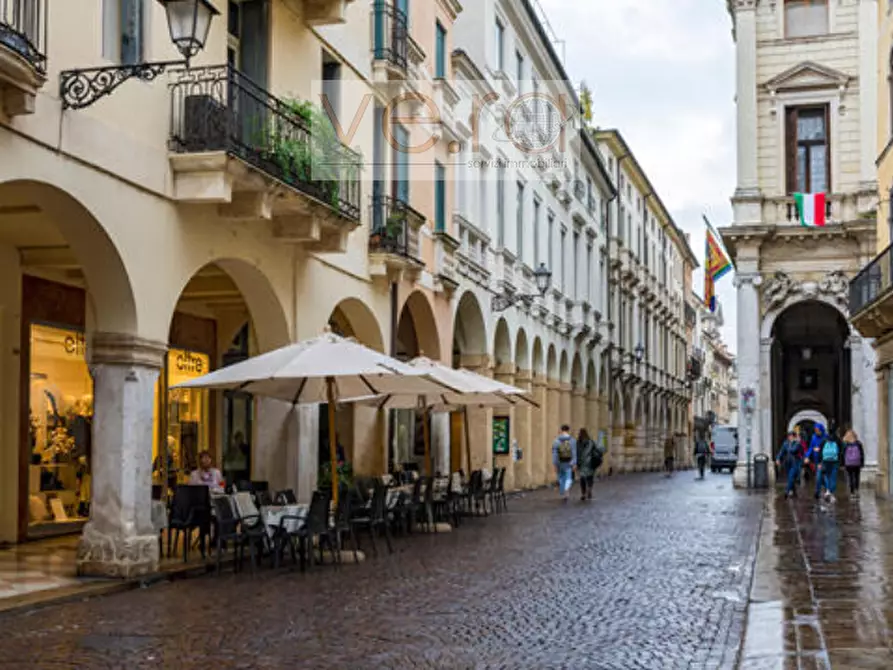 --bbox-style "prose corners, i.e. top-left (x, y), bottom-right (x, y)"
top-left (711, 425), bottom-right (738, 473)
